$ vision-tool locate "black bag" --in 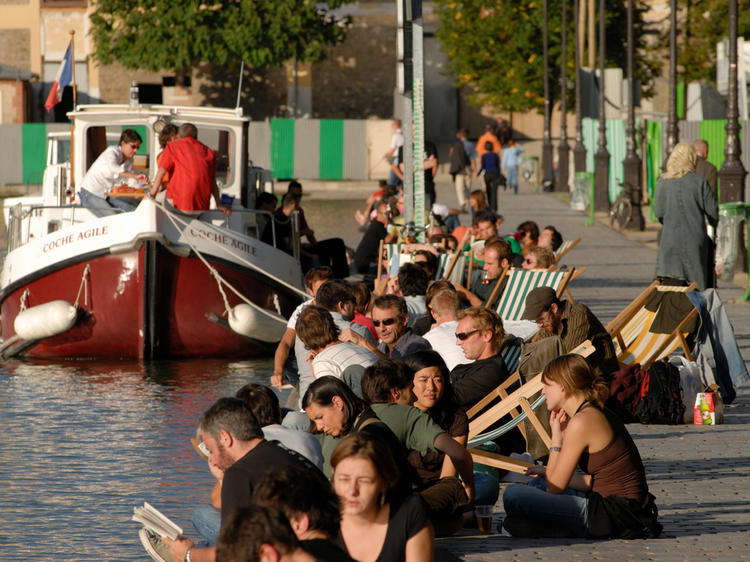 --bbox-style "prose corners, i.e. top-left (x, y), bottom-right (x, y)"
top-left (634, 360), bottom-right (685, 424)
top-left (449, 140), bottom-right (469, 175)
